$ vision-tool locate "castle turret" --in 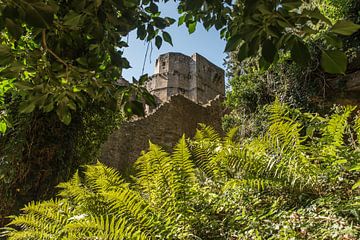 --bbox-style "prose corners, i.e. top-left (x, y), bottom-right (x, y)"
top-left (146, 52), bottom-right (225, 105)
